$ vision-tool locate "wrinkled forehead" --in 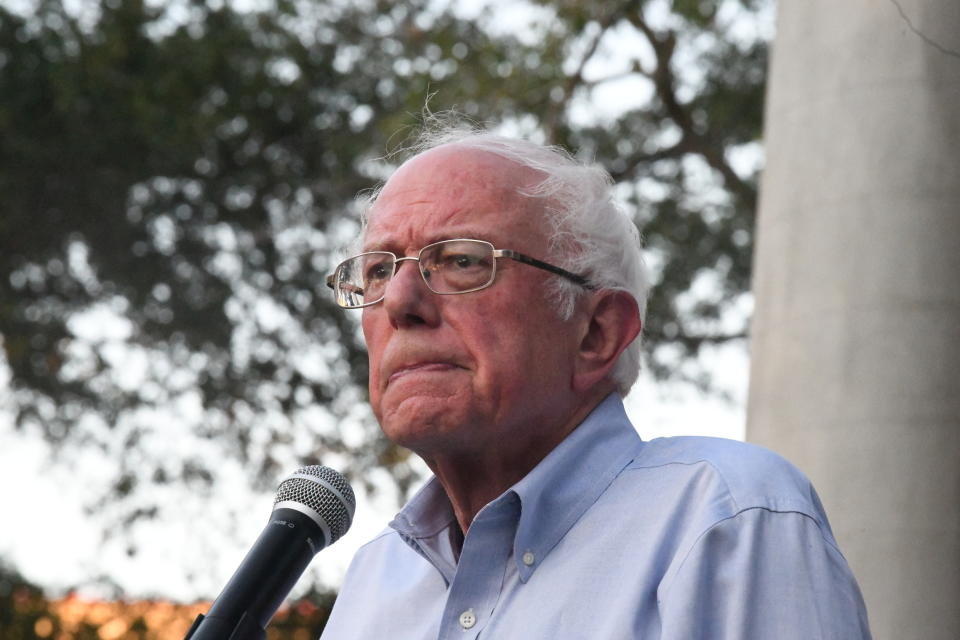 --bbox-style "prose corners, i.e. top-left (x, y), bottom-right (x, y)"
top-left (361, 145), bottom-right (550, 249)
